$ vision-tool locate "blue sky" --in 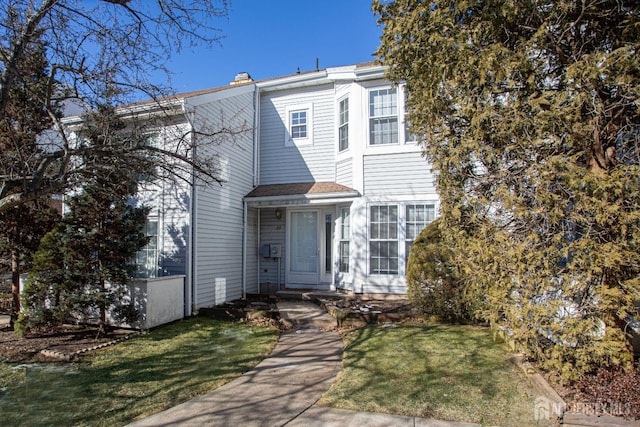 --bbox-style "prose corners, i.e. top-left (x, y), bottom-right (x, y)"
top-left (166, 1), bottom-right (382, 93)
